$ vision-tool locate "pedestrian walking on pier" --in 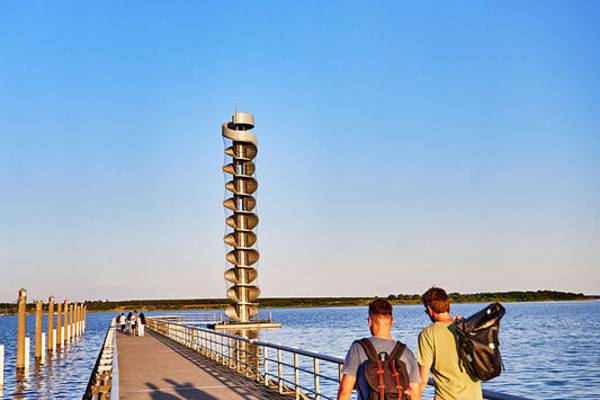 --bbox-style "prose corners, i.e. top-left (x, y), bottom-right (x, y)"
top-left (337, 299), bottom-right (421, 400)
top-left (418, 287), bottom-right (483, 400)
top-left (138, 312), bottom-right (146, 337)
top-left (118, 313), bottom-right (126, 333)
top-left (126, 312), bottom-right (133, 335)
top-left (131, 311), bottom-right (138, 336)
